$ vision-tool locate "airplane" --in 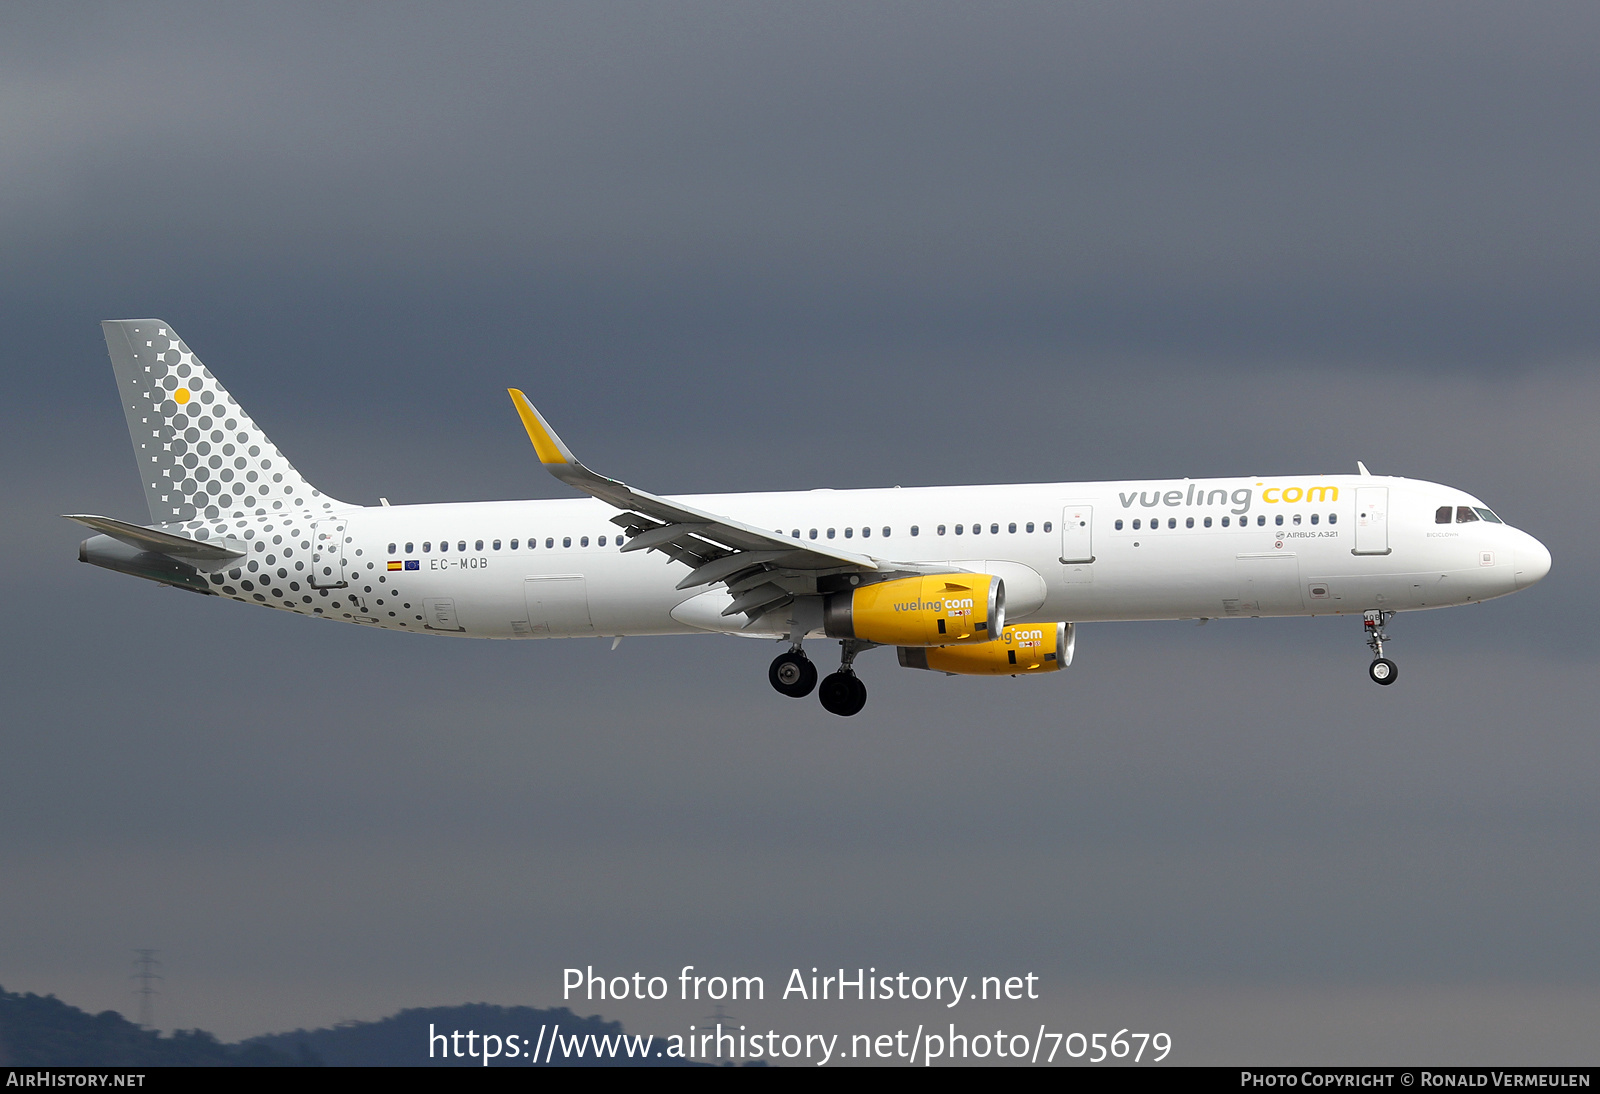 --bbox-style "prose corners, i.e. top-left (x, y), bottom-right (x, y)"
top-left (69, 320), bottom-right (1552, 716)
